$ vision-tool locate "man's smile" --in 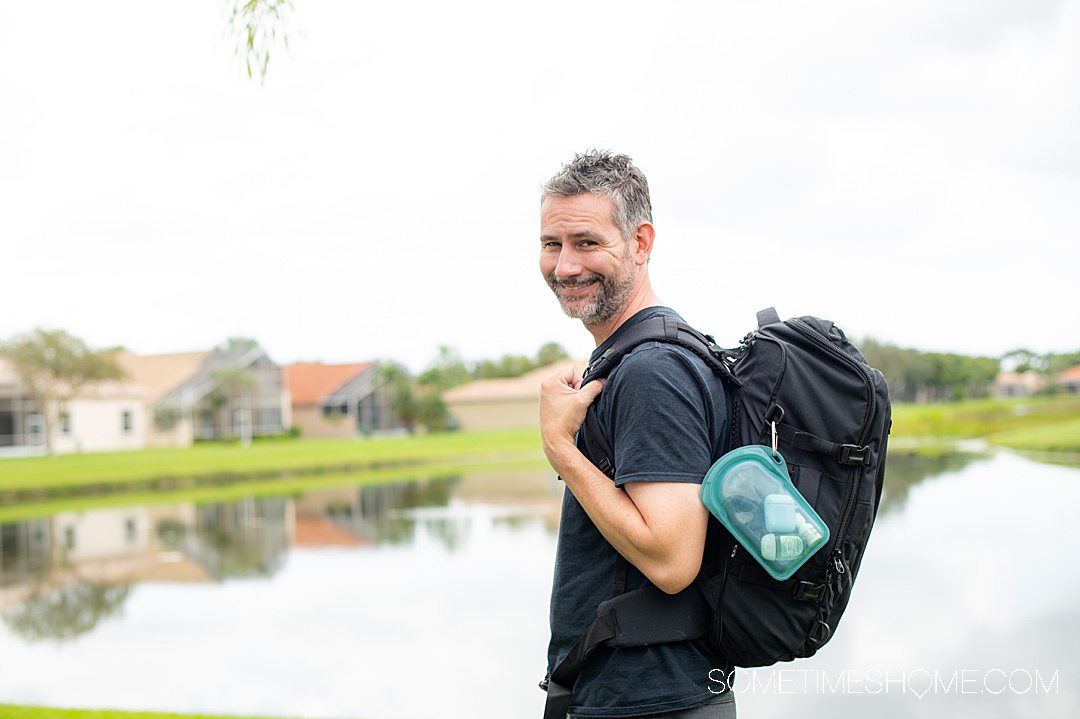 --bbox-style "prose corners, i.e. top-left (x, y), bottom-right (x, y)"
top-left (557, 280), bottom-right (598, 296)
